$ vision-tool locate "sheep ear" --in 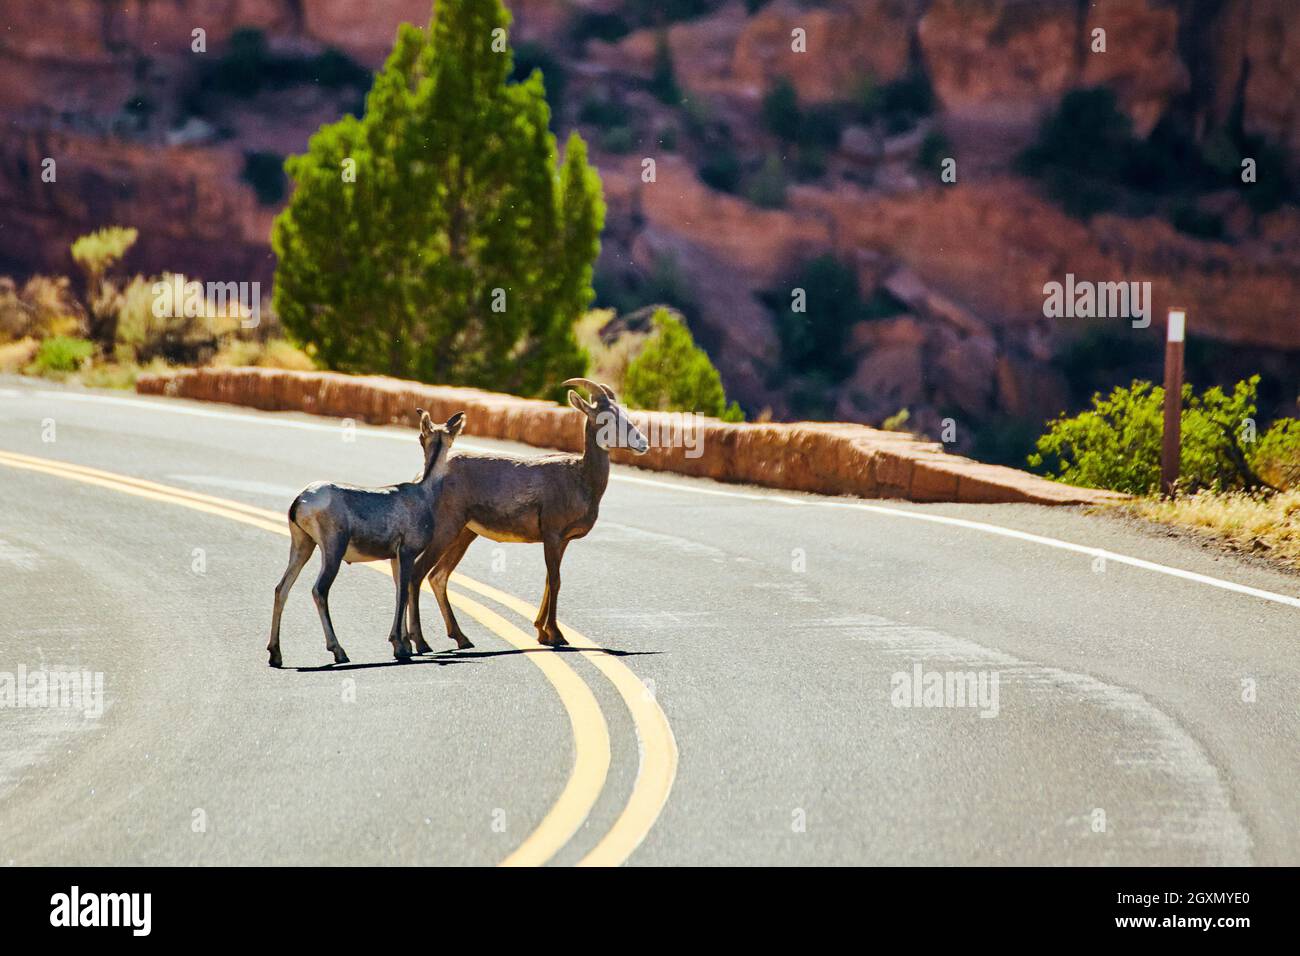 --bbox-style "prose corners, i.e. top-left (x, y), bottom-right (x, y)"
top-left (444, 411), bottom-right (466, 436)
top-left (568, 390), bottom-right (594, 416)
